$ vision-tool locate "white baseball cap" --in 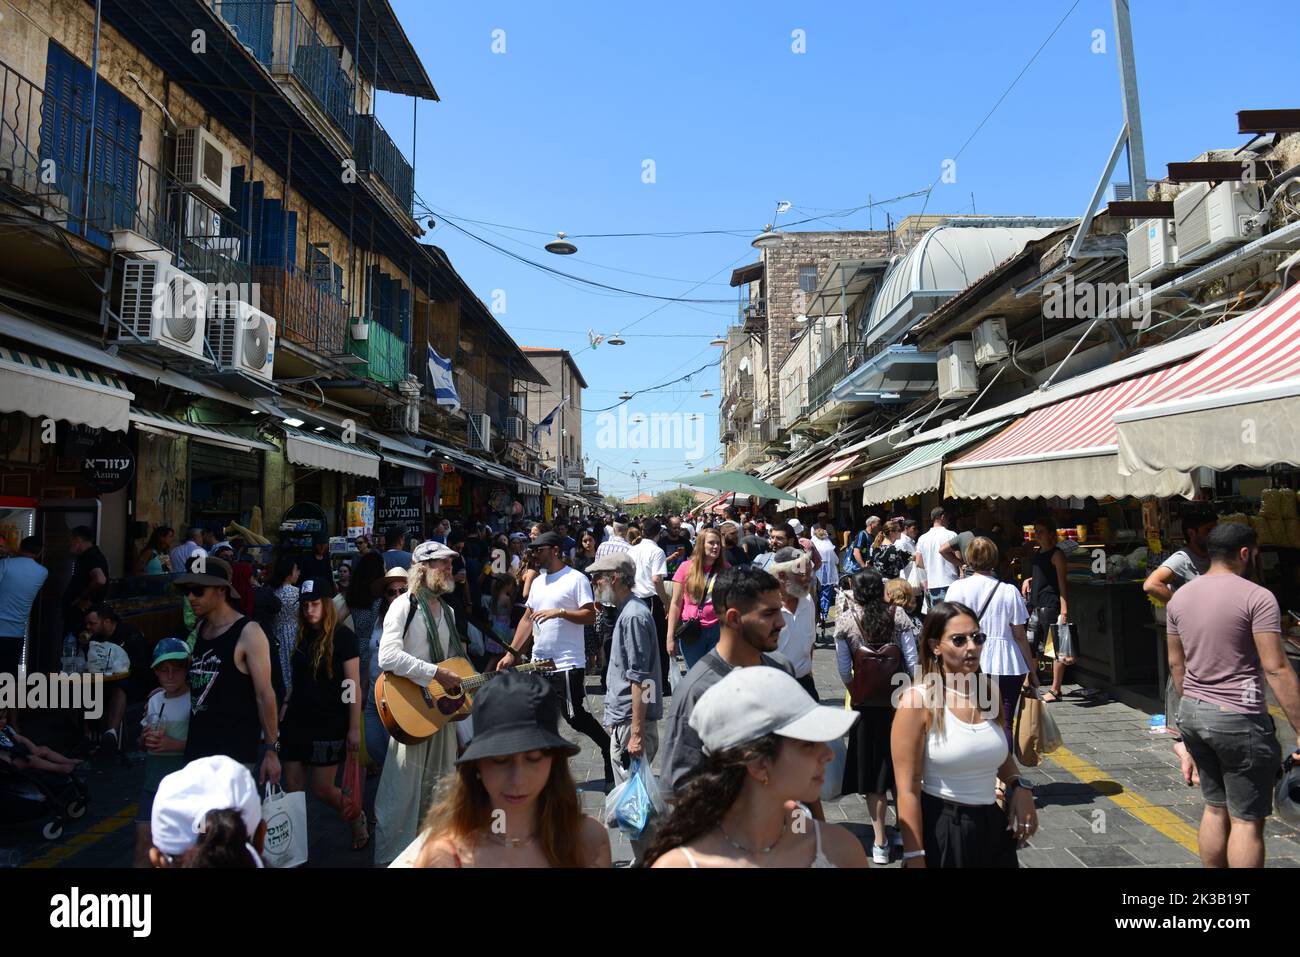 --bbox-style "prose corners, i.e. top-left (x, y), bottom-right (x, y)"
top-left (151, 755), bottom-right (262, 858)
top-left (689, 667), bottom-right (858, 755)
top-left (412, 540), bottom-right (457, 563)
top-left (789, 519), bottom-right (805, 536)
